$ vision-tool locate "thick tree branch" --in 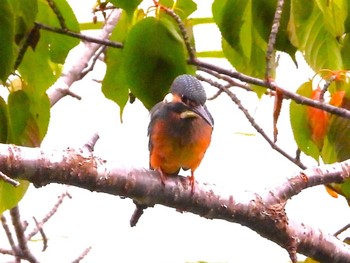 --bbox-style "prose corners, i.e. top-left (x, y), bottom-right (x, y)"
top-left (0, 143), bottom-right (350, 262)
